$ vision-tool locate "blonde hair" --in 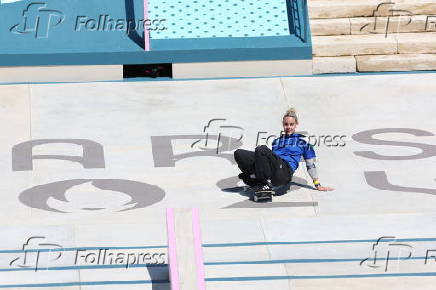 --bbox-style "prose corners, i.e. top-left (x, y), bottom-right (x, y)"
top-left (283, 107), bottom-right (298, 124)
